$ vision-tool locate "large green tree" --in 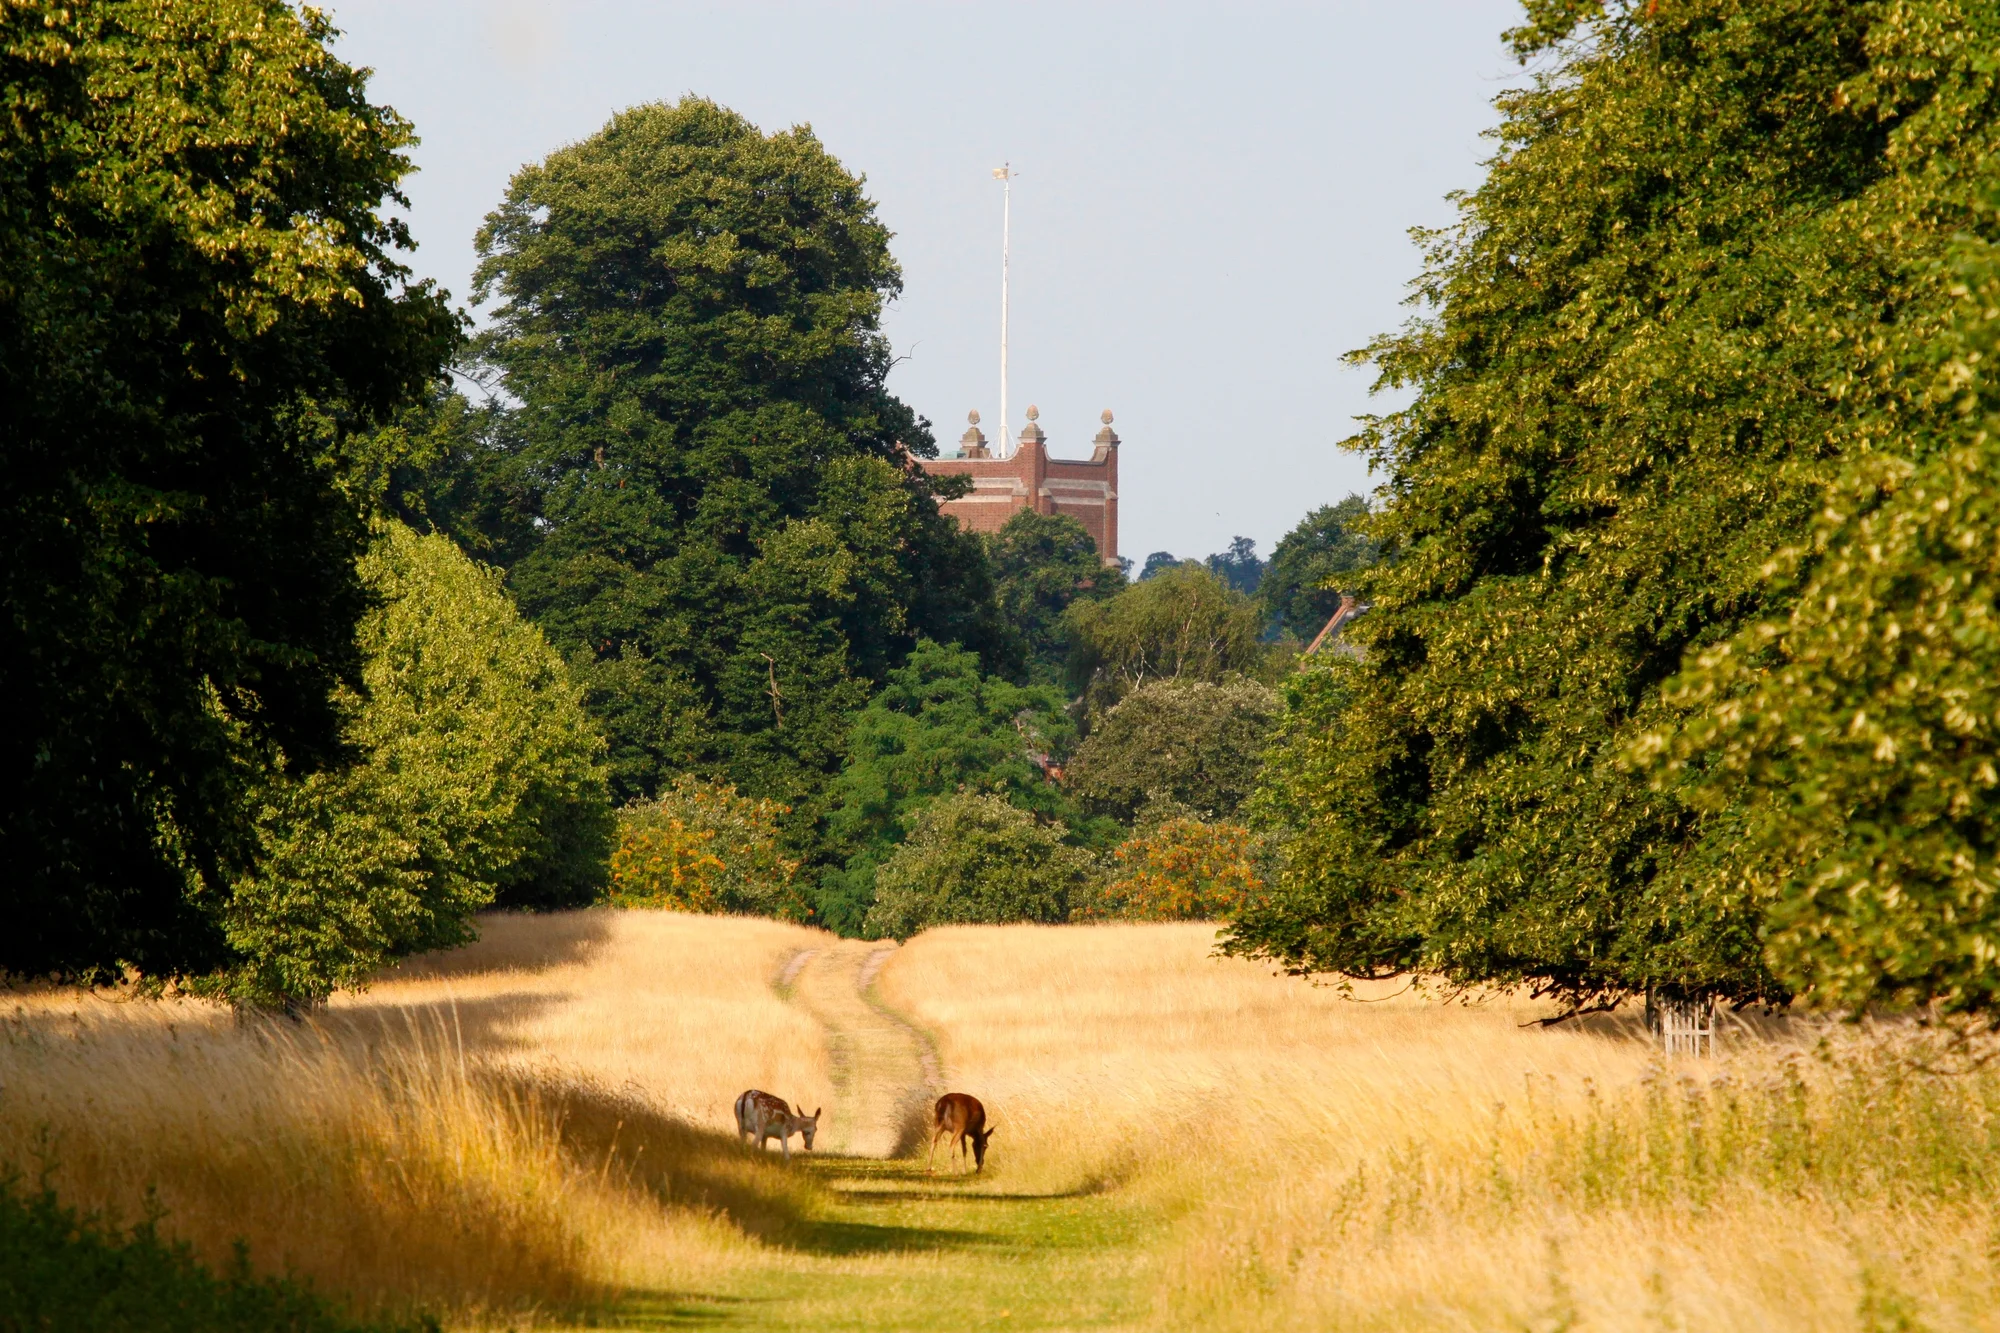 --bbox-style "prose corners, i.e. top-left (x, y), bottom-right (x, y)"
top-left (0, 0), bottom-right (458, 982)
top-left (214, 523), bottom-right (611, 1008)
top-left (1229, 0), bottom-right (2000, 1011)
top-left (1656, 234), bottom-right (2000, 1019)
top-left (469, 98), bottom-right (1000, 817)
